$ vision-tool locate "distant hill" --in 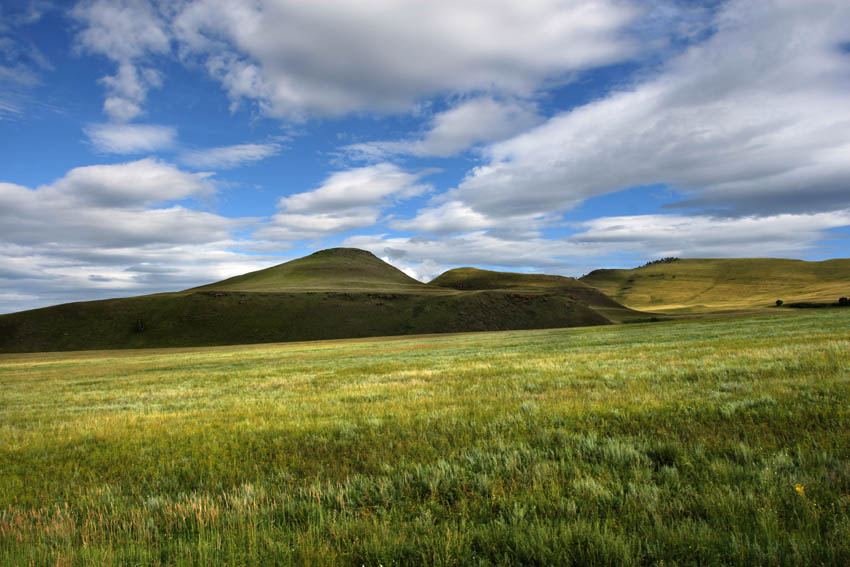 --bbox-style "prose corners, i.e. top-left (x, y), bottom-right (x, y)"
top-left (580, 258), bottom-right (850, 312)
top-left (0, 249), bottom-right (641, 353)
